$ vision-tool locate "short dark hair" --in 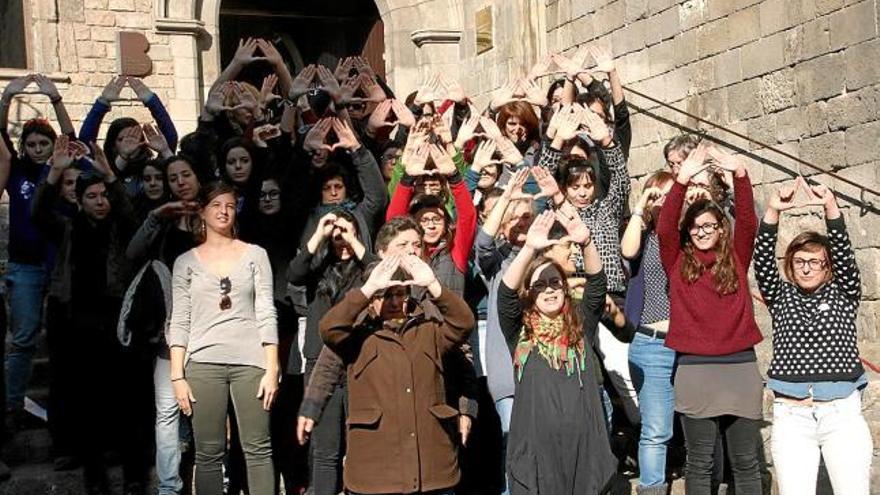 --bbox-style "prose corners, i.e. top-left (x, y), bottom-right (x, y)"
top-left (75, 171), bottom-right (105, 201)
top-left (374, 216), bottom-right (423, 254)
